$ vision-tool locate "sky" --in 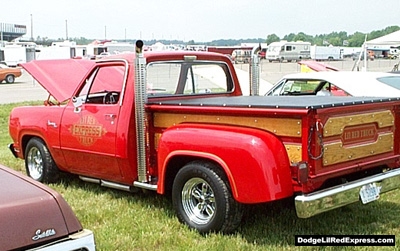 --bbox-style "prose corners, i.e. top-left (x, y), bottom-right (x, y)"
top-left (1, 0), bottom-right (399, 43)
